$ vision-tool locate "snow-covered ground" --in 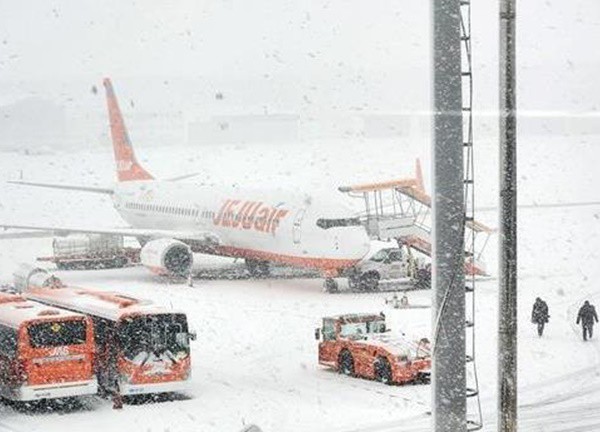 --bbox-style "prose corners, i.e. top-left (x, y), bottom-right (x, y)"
top-left (1, 134), bottom-right (600, 431)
